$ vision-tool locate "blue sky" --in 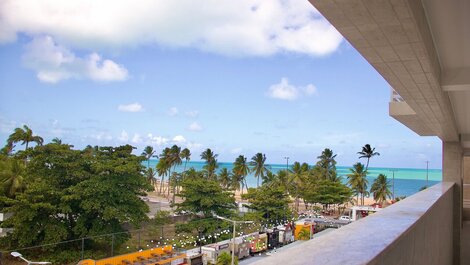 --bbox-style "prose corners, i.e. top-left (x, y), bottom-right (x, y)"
top-left (0, 0), bottom-right (442, 169)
